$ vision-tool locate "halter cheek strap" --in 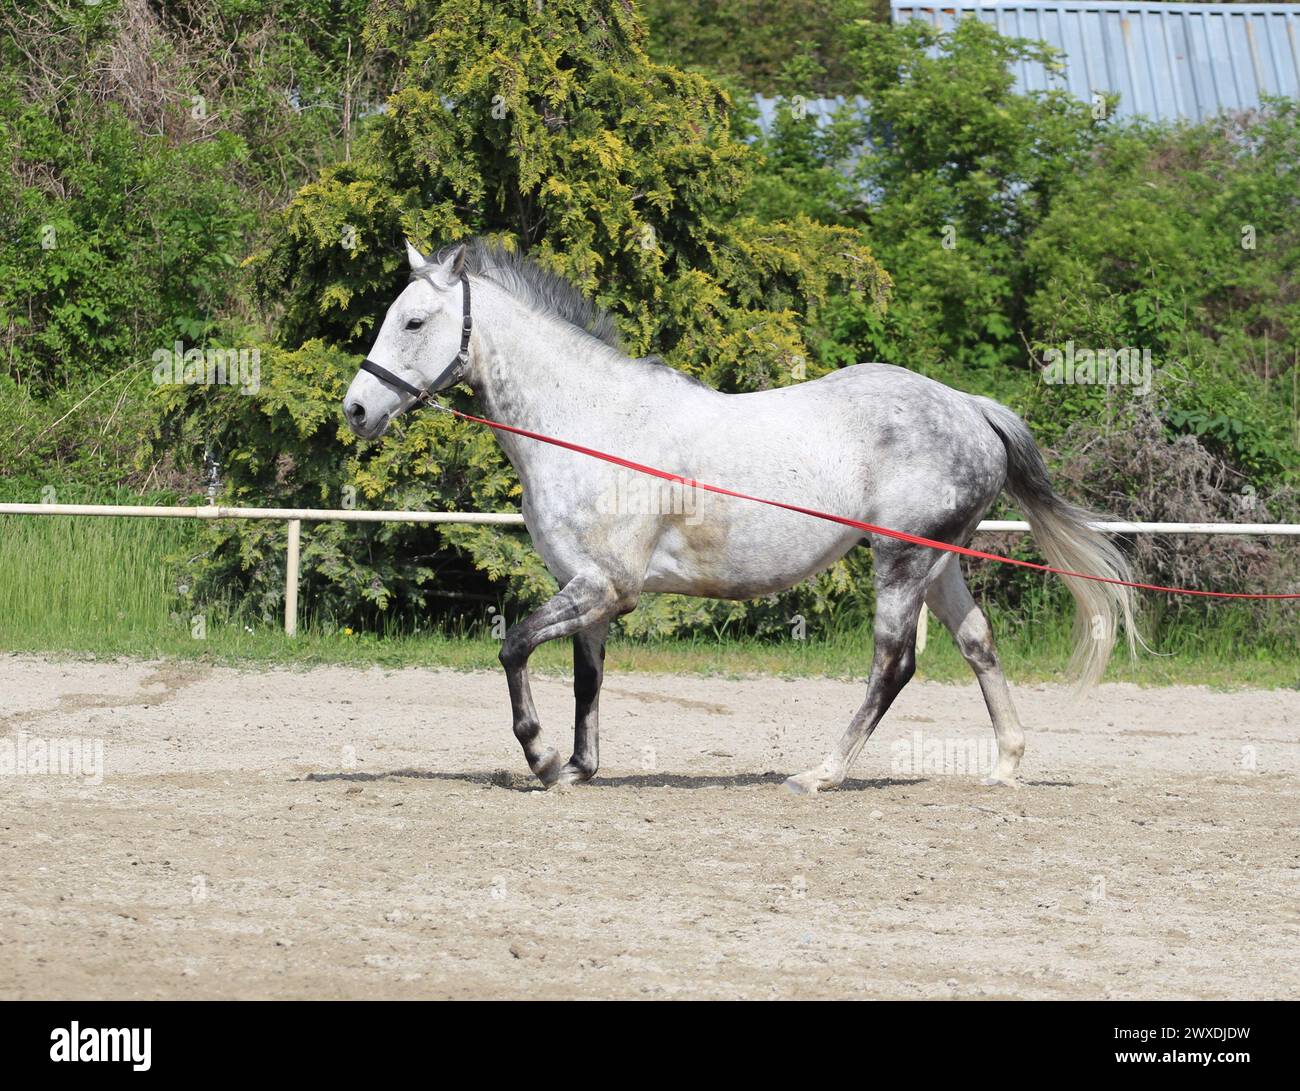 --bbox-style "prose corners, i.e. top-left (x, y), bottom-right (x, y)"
top-left (359, 272), bottom-right (472, 408)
